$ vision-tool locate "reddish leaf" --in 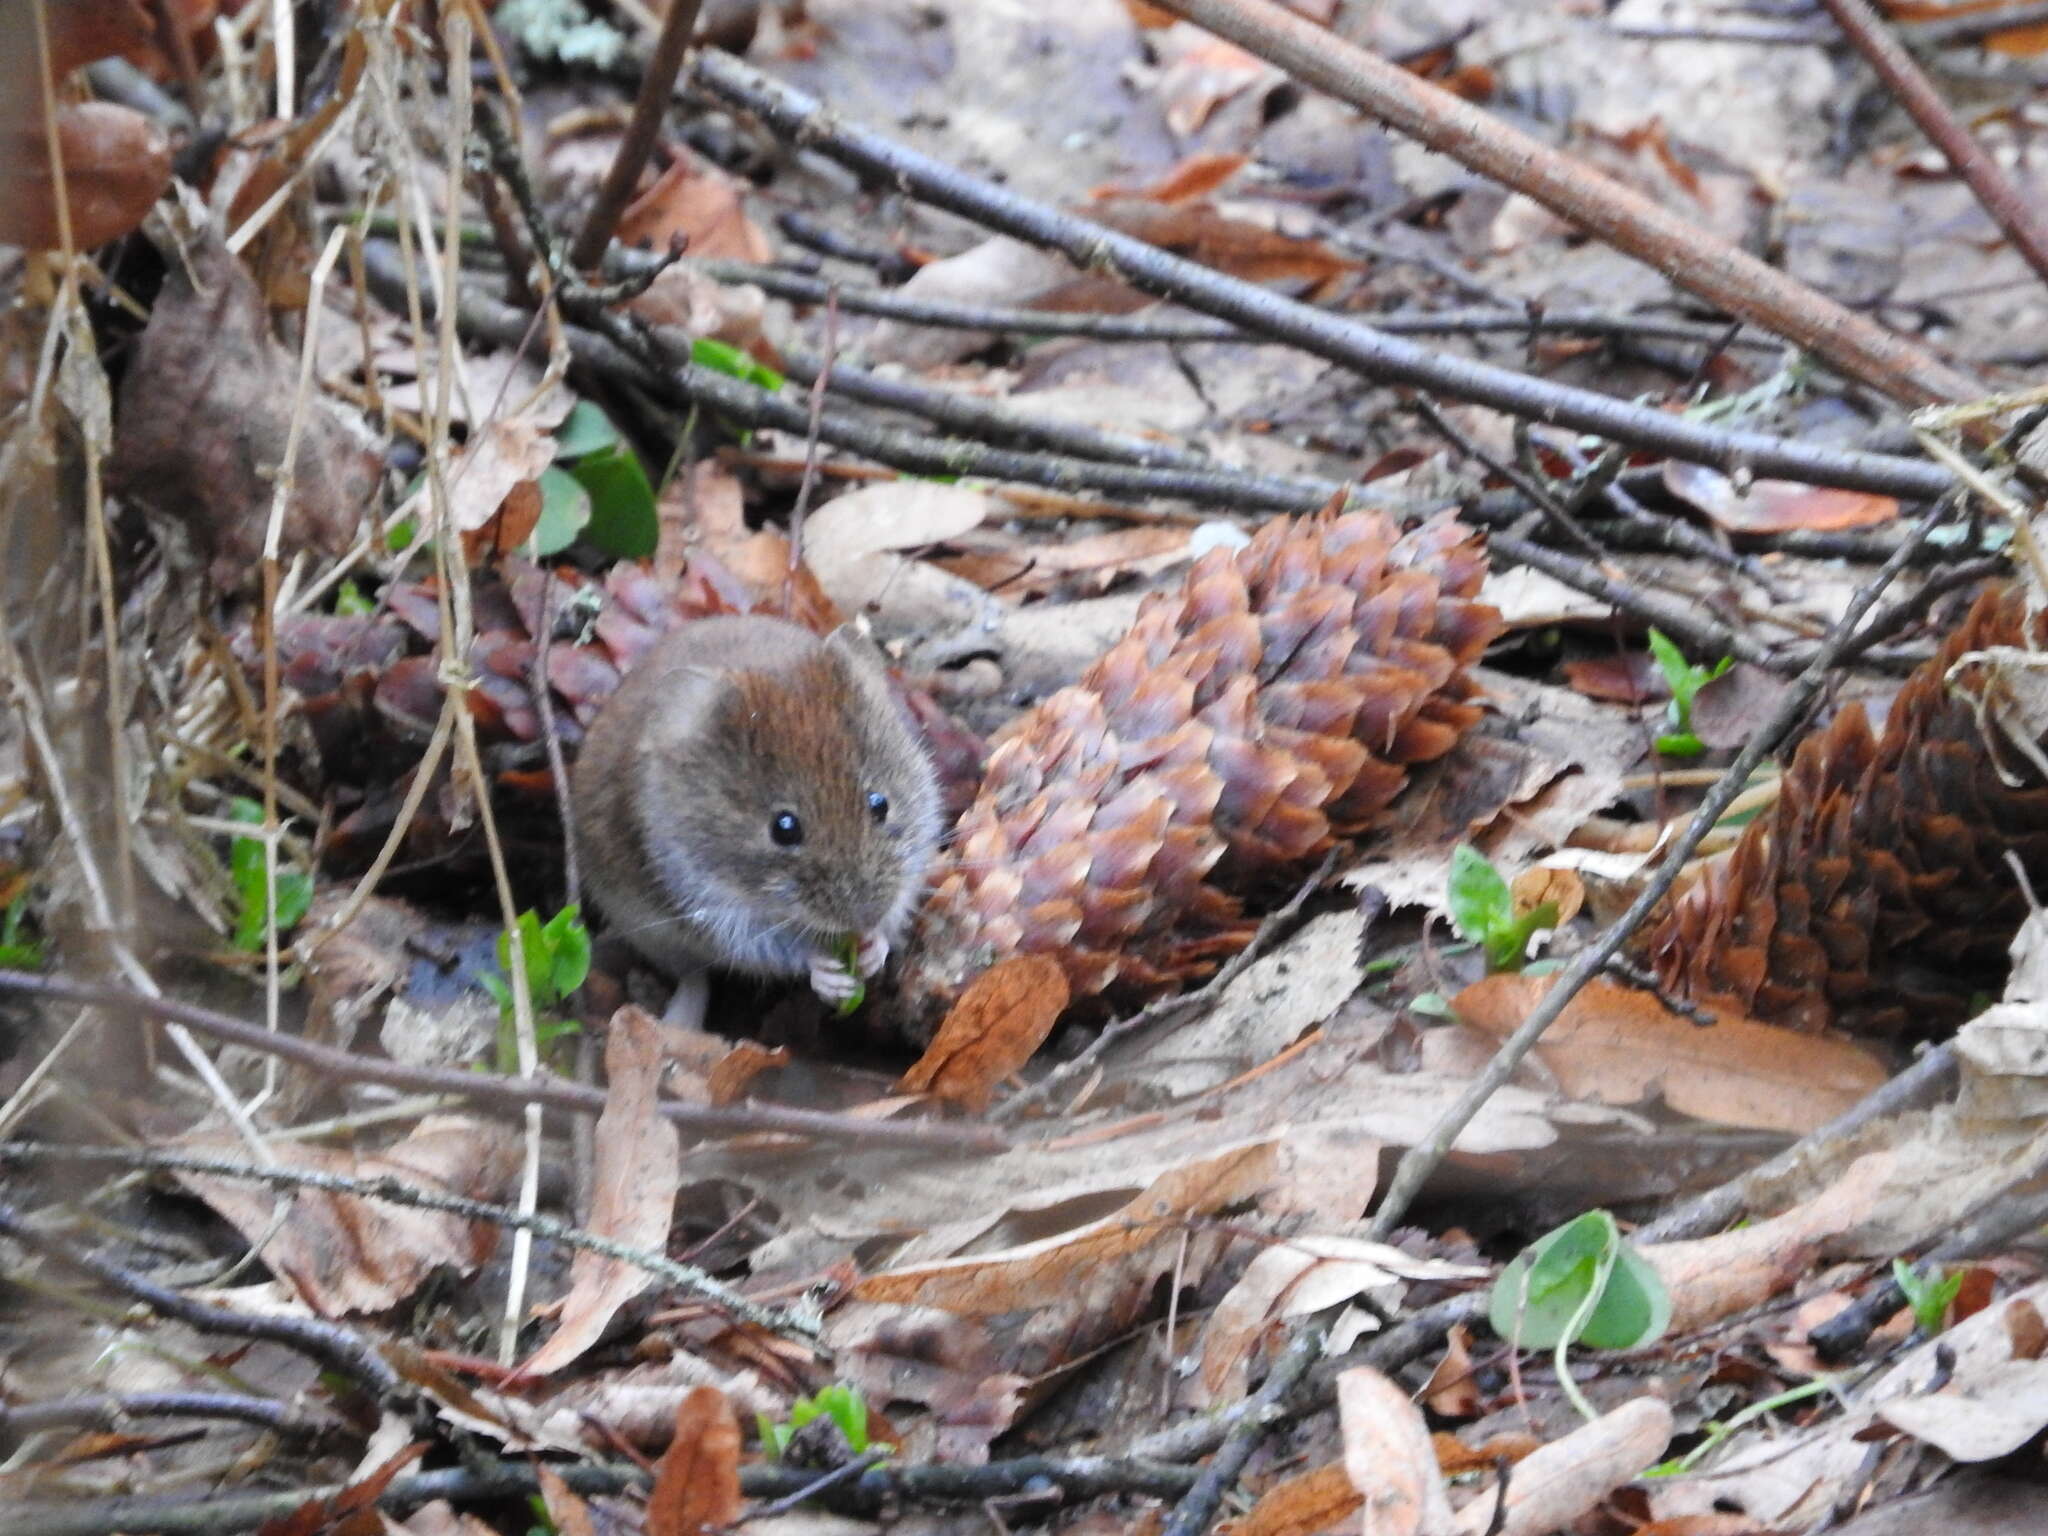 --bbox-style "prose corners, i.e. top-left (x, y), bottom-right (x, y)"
top-left (0, 101), bottom-right (170, 250)
top-left (897, 954), bottom-right (1069, 1112)
top-left (646, 1386), bottom-right (742, 1536)
top-left (1663, 463), bottom-right (1899, 533)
